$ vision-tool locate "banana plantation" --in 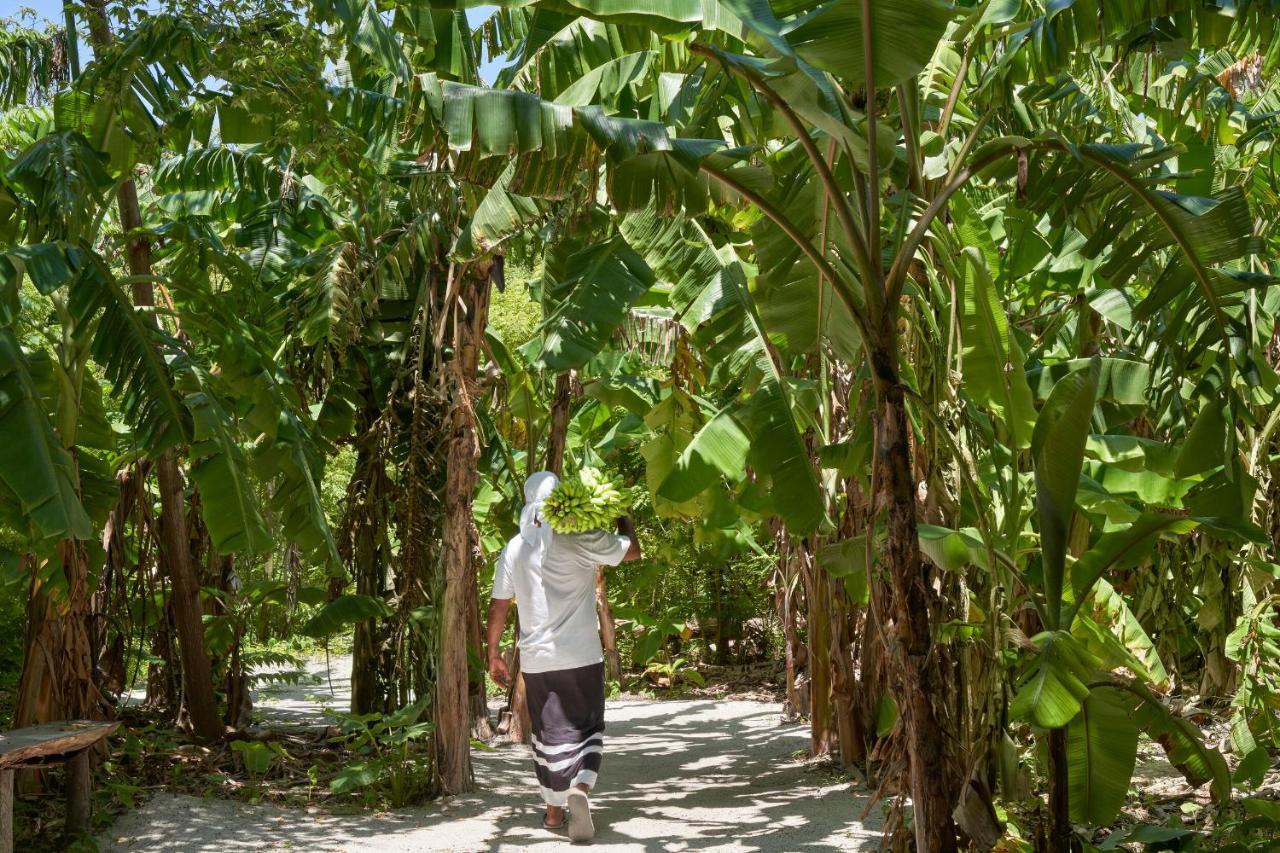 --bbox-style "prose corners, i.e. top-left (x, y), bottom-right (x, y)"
top-left (2, 0), bottom-right (1280, 850)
